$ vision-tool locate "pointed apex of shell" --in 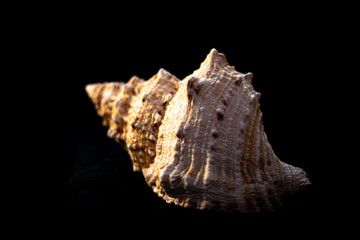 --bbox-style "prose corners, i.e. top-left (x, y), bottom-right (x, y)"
top-left (154, 68), bottom-right (180, 83)
top-left (85, 83), bottom-right (102, 103)
top-left (210, 48), bottom-right (220, 56)
top-left (85, 83), bottom-right (96, 97)
top-left (129, 75), bottom-right (141, 82)
top-left (85, 82), bottom-right (123, 126)
top-left (201, 48), bottom-right (230, 69)
top-left (157, 68), bottom-right (170, 78)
